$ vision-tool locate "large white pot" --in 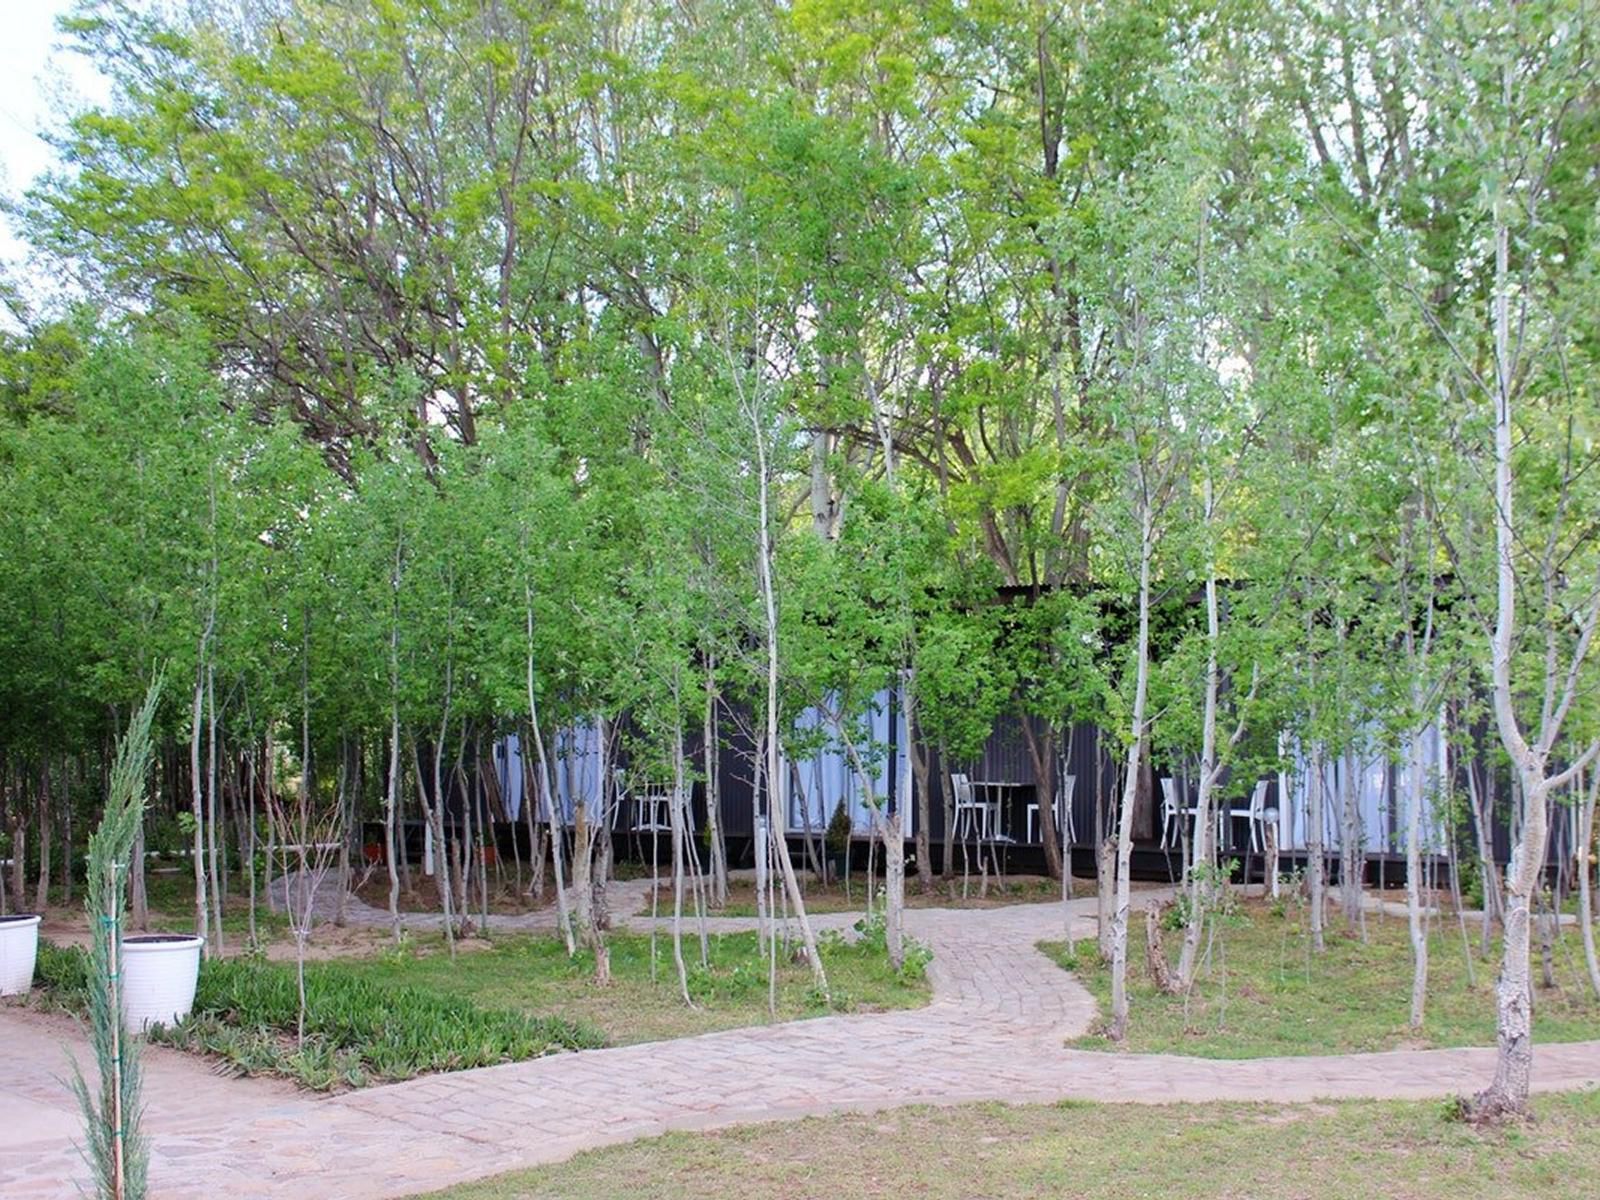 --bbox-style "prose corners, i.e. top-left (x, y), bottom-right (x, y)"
top-left (0, 914), bottom-right (41, 995)
top-left (120, 934), bottom-right (204, 1032)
